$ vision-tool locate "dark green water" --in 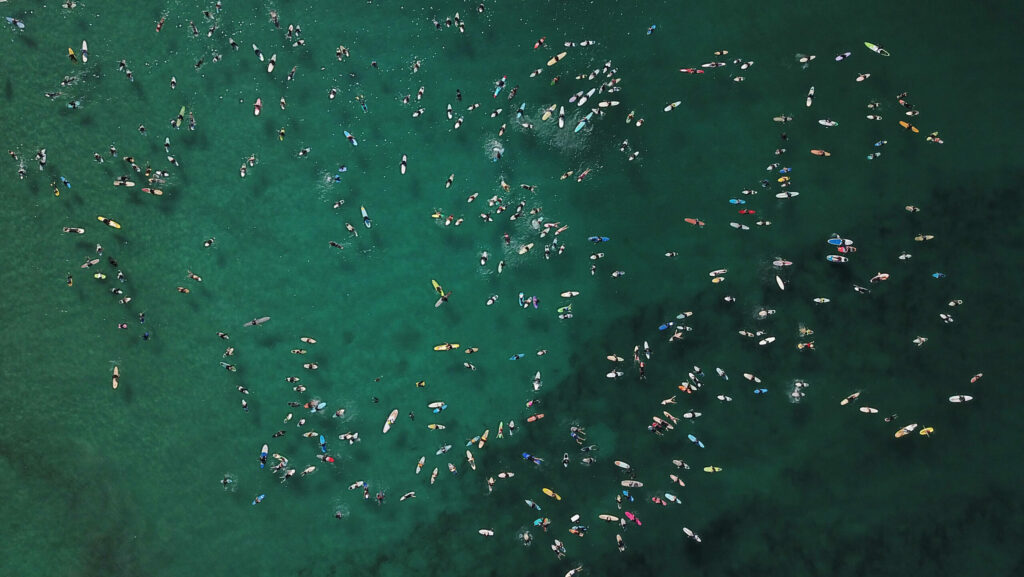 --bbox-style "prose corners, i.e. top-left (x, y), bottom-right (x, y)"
top-left (2, 1), bottom-right (1023, 576)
